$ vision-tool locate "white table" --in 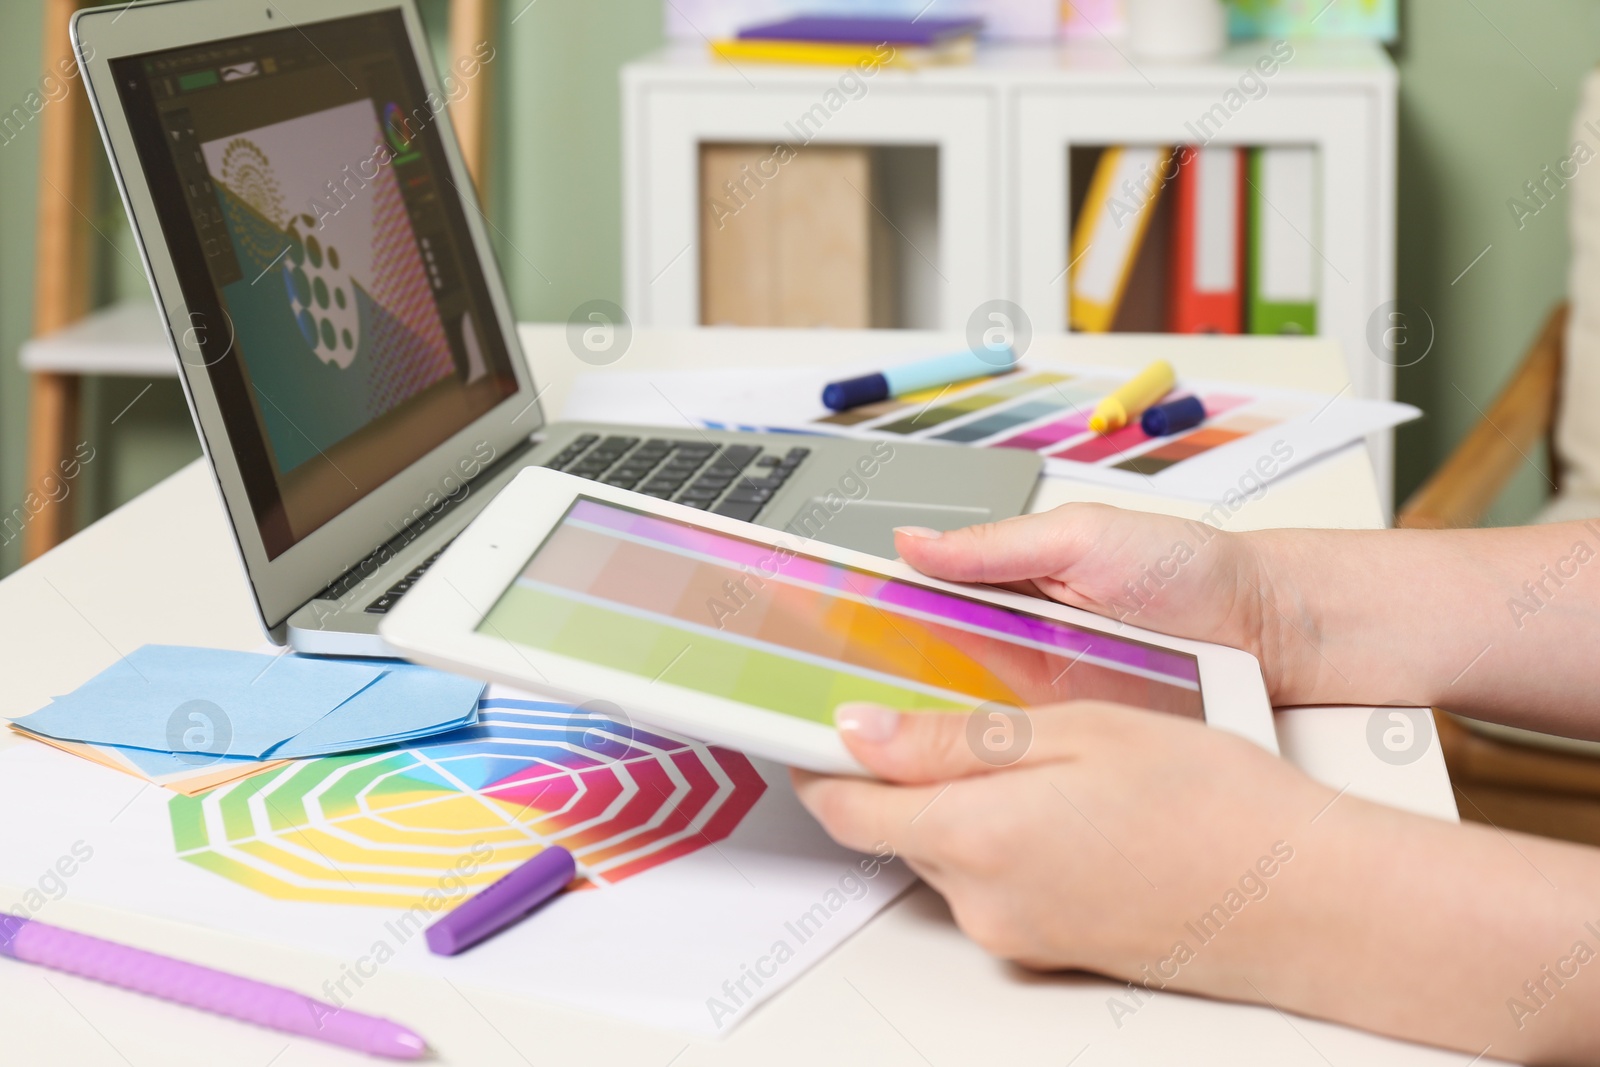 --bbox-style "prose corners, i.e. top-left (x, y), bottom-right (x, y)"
top-left (0, 326), bottom-right (1474, 1066)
